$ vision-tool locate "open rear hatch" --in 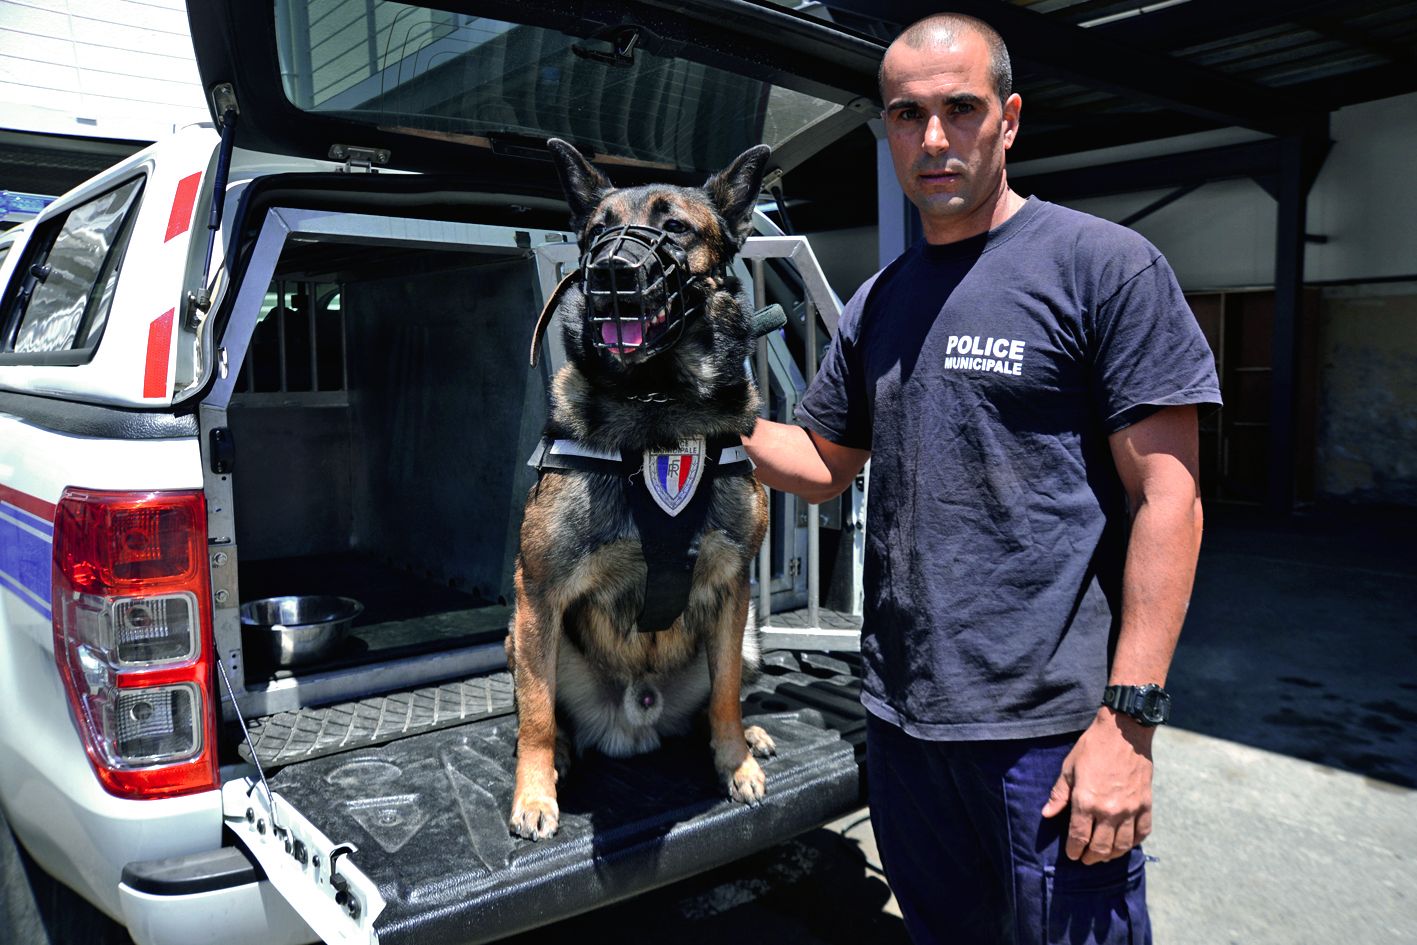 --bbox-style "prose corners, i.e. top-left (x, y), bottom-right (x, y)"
top-left (188, 2), bottom-right (882, 942)
top-left (224, 652), bottom-right (865, 945)
top-left (186, 0), bottom-right (882, 185)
